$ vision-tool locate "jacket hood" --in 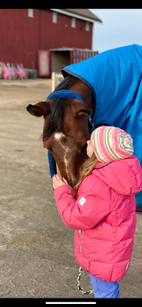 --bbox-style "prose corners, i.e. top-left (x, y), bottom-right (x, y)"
top-left (92, 155), bottom-right (142, 195)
